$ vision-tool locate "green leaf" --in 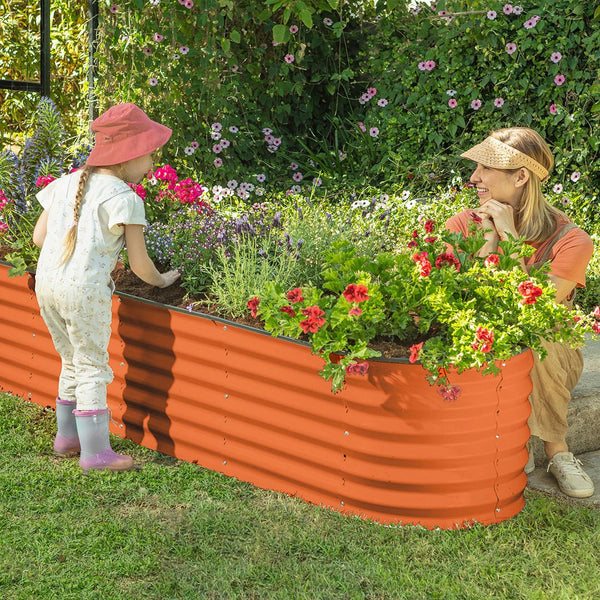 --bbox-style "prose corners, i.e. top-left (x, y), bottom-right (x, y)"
top-left (230, 29), bottom-right (241, 44)
top-left (299, 10), bottom-right (314, 29)
top-left (221, 38), bottom-right (231, 54)
top-left (273, 24), bottom-right (287, 43)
